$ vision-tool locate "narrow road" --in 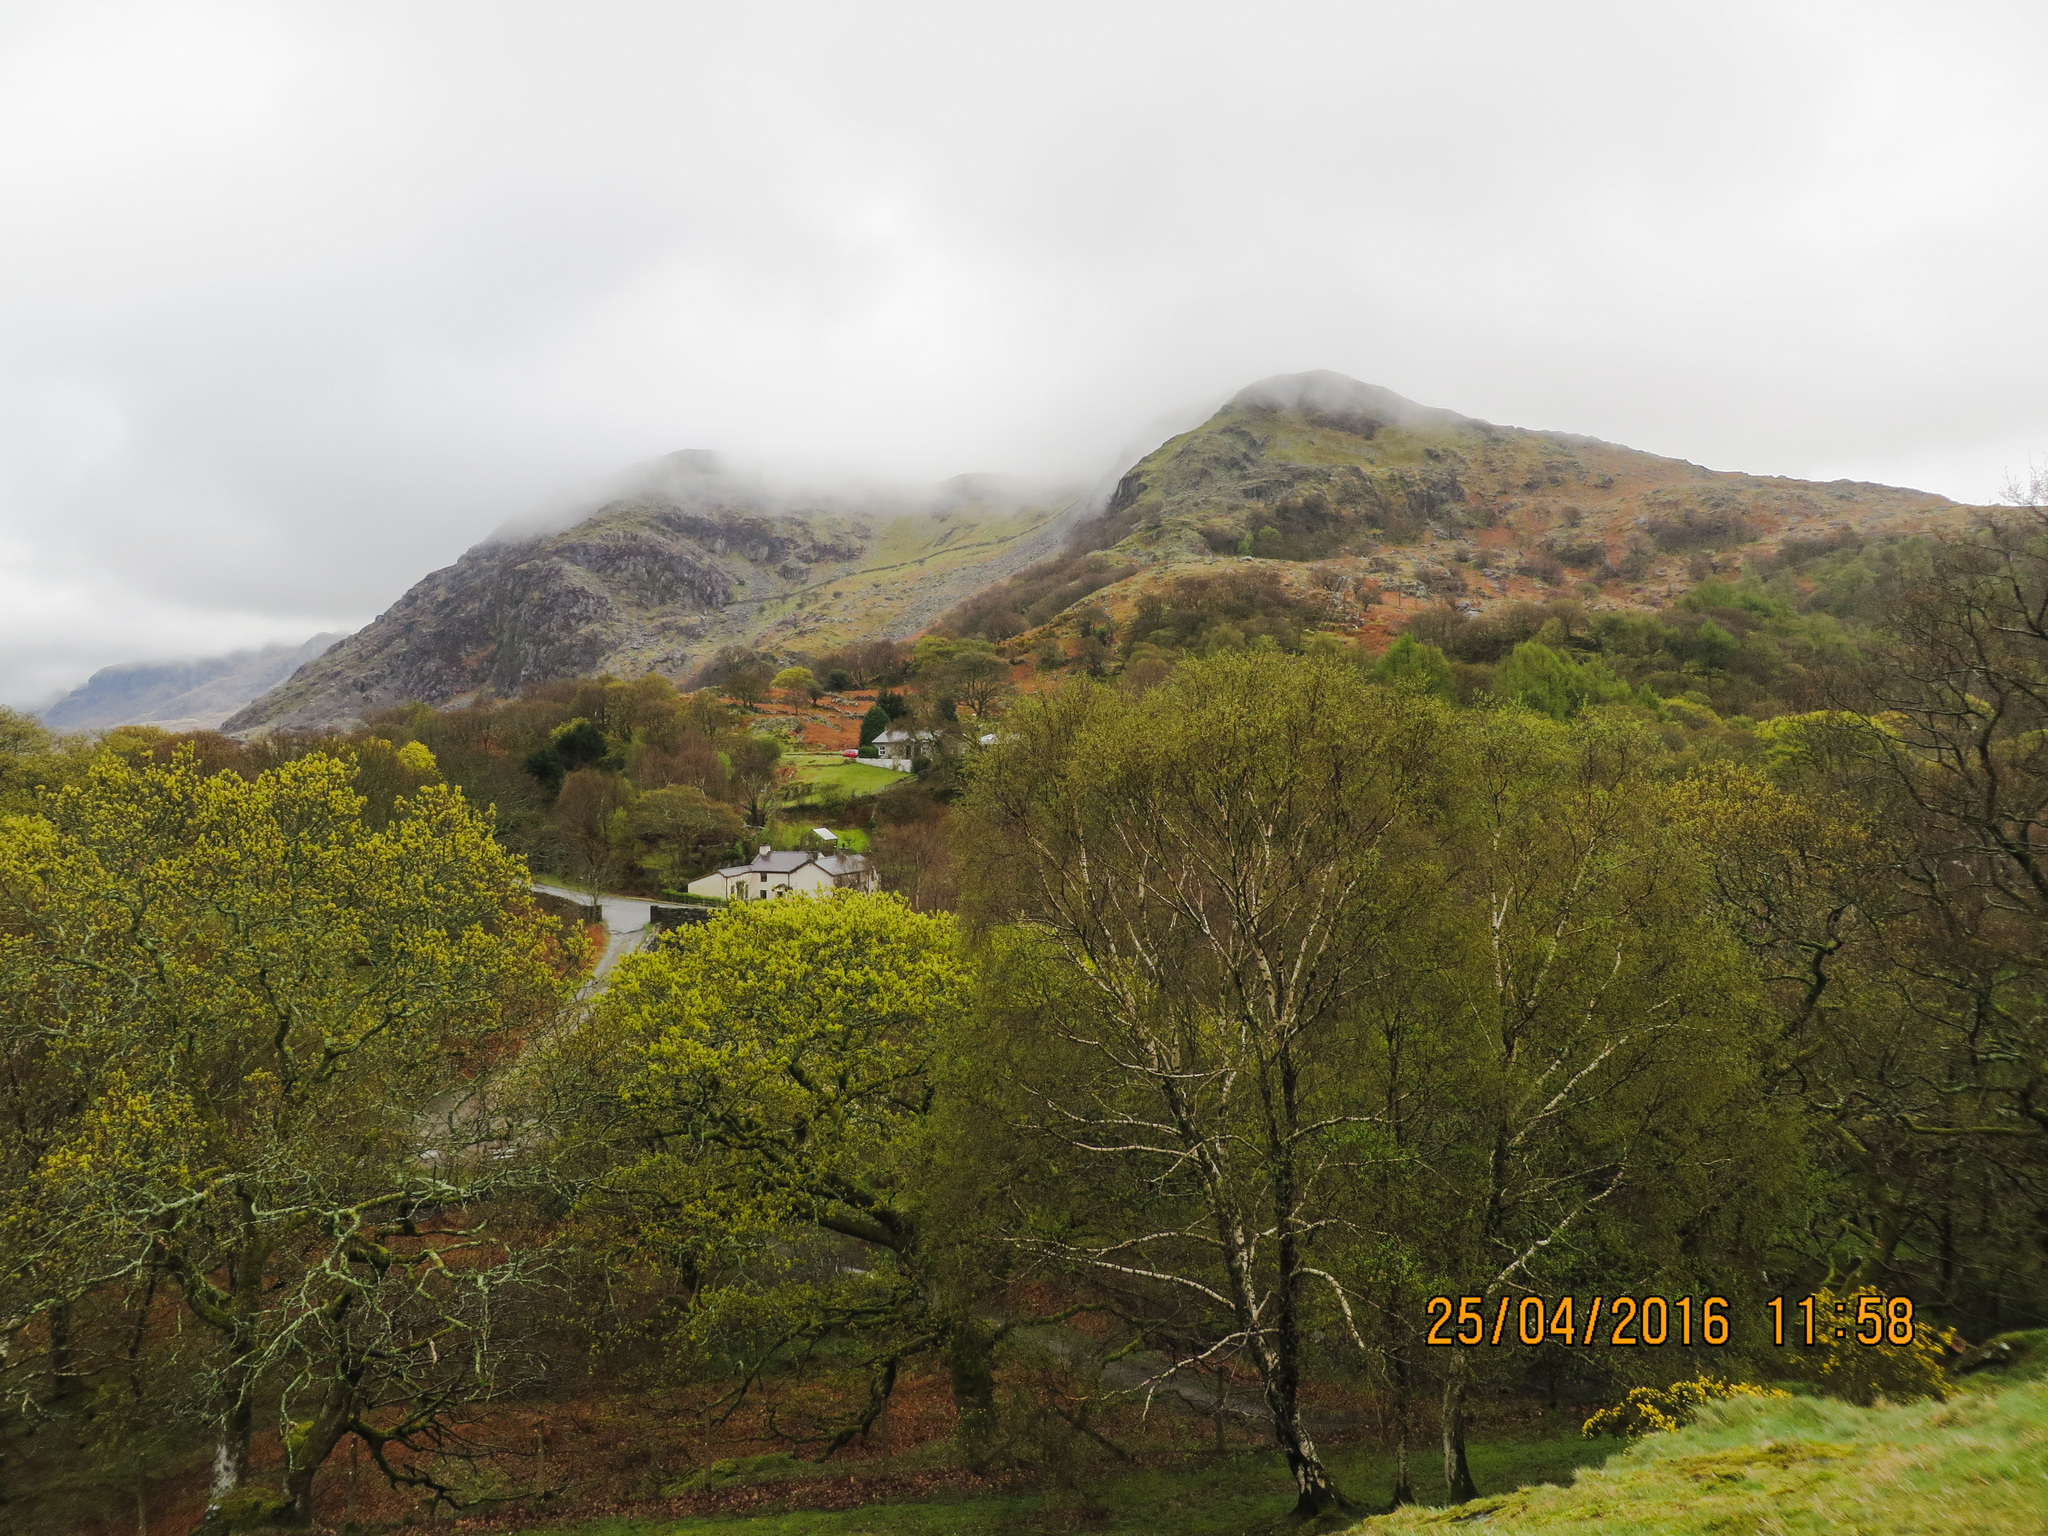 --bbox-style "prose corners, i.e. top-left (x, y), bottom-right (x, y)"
top-left (531, 882), bottom-right (657, 991)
